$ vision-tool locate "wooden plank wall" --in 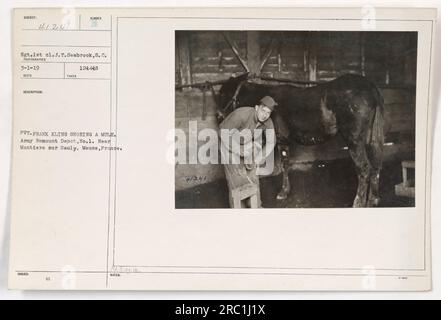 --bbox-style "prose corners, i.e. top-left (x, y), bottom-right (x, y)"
top-left (176, 31), bottom-right (417, 86)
